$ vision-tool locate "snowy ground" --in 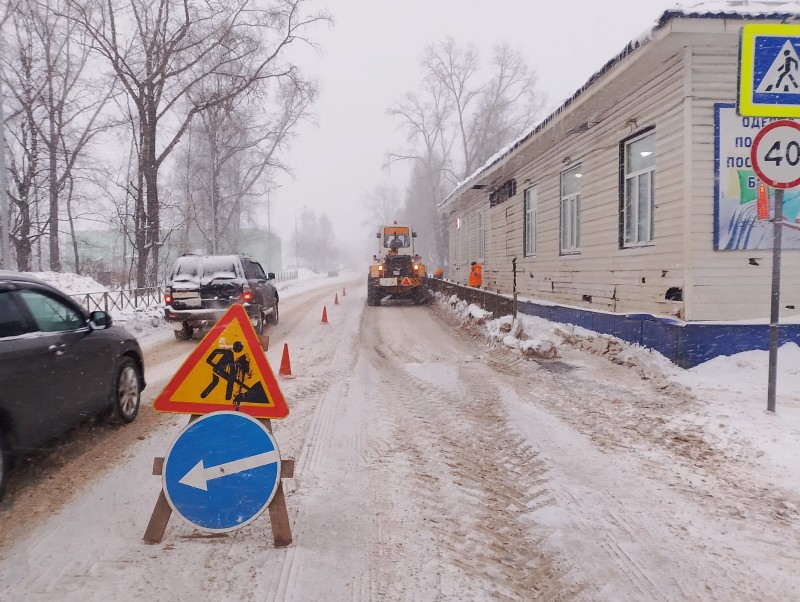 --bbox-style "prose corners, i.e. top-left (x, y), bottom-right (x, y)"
top-left (1, 282), bottom-right (799, 601)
